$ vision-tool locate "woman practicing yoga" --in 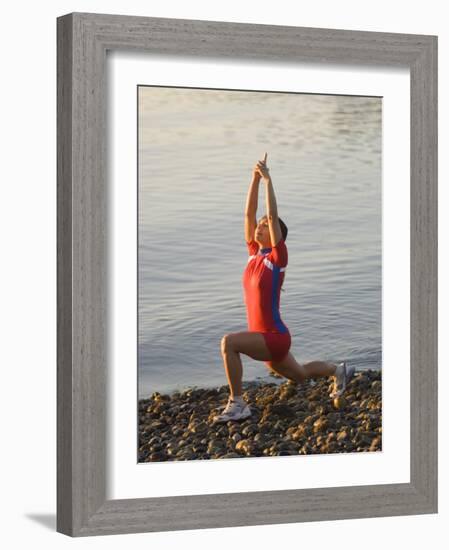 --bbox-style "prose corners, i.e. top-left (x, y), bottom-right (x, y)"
top-left (214, 153), bottom-right (354, 423)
